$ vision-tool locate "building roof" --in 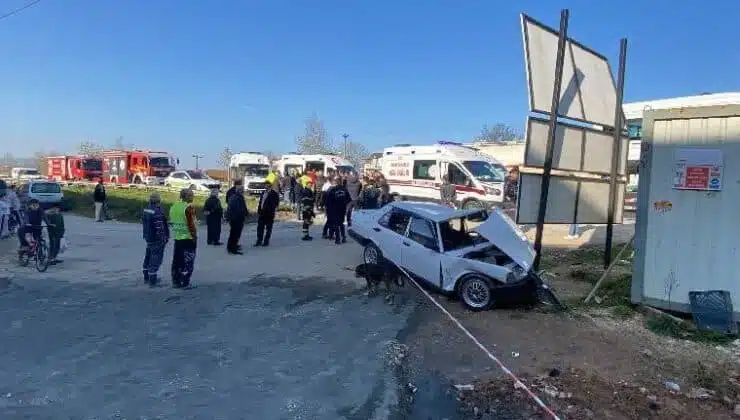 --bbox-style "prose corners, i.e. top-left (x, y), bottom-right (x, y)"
top-left (623, 92), bottom-right (740, 121)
